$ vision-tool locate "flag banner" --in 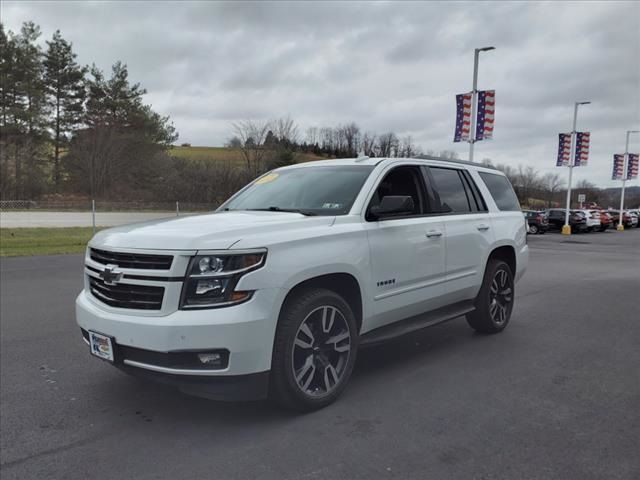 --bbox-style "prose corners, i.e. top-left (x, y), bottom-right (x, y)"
top-left (574, 131), bottom-right (590, 166)
top-left (454, 92), bottom-right (472, 142)
top-left (627, 153), bottom-right (639, 180)
top-left (612, 154), bottom-right (625, 180)
top-left (475, 90), bottom-right (495, 141)
top-left (556, 133), bottom-right (572, 166)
